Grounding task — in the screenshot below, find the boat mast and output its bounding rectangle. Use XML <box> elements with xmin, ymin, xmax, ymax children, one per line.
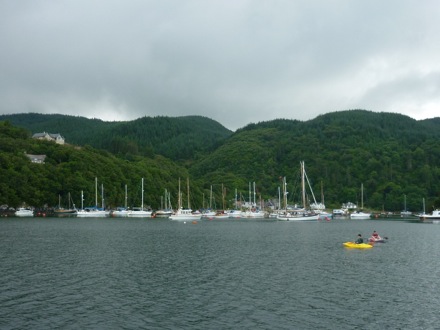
<box><xmin>125</xmin><ymin>184</ymin><xmax>128</xmax><ymax>209</ymax></box>
<box><xmin>95</xmin><ymin>177</ymin><xmax>98</xmax><ymax>208</ymax></box>
<box><xmin>301</xmin><ymin>161</ymin><xmax>306</xmax><ymax>209</ymax></box>
<box><xmin>187</xmin><ymin>177</ymin><xmax>190</xmax><ymax>209</ymax></box>
<box><xmin>101</xmin><ymin>184</ymin><xmax>105</xmax><ymax>209</ymax></box>
<box><xmin>222</xmin><ymin>183</ymin><xmax>225</xmax><ymax>210</ymax></box>
<box><xmin>361</xmin><ymin>183</ymin><xmax>364</xmax><ymax>210</ymax></box>
<box><xmin>141</xmin><ymin>178</ymin><xmax>144</xmax><ymax>210</ymax></box>
<box><xmin>253</xmin><ymin>182</ymin><xmax>256</xmax><ymax>207</ymax></box>
<box><xmin>248</xmin><ymin>182</ymin><xmax>251</xmax><ymax>208</ymax></box>
<box><xmin>81</xmin><ymin>190</ymin><xmax>84</xmax><ymax>210</ymax></box>
<box><xmin>177</xmin><ymin>178</ymin><xmax>181</xmax><ymax>210</ymax></box>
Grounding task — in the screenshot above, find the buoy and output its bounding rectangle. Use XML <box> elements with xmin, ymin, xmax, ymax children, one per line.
<box><xmin>192</xmin><ymin>220</ymin><xmax>198</xmax><ymax>224</ymax></box>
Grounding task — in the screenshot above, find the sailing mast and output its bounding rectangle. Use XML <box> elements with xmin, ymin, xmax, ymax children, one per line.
<box><xmin>361</xmin><ymin>183</ymin><xmax>364</xmax><ymax>210</ymax></box>
<box><xmin>125</xmin><ymin>184</ymin><xmax>128</xmax><ymax>209</ymax></box>
<box><xmin>187</xmin><ymin>177</ymin><xmax>190</xmax><ymax>209</ymax></box>
<box><xmin>141</xmin><ymin>178</ymin><xmax>144</xmax><ymax>210</ymax></box>
<box><xmin>301</xmin><ymin>162</ymin><xmax>306</xmax><ymax>209</ymax></box>
<box><xmin>95</xmin><ymin>177</ymin><xmax>98</xmax><ymax>208</ymax></box>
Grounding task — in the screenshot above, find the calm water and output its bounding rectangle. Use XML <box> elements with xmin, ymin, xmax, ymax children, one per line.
<box><xmin>0</xmin><ymin>217</ymin><xmax>439</xmax><ymax>329</ymax></box>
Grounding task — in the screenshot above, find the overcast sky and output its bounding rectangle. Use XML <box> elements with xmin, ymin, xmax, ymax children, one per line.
<box><xmin>1</xmin><ymin>1</ymin><xmax>439</xmax><ymax>131</ymax></box>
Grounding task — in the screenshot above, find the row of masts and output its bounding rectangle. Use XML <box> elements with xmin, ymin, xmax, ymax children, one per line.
<box><xmin>69</xmin><ymin>162</ymin><xmax>321</xmax><ymax>211</ymax></box>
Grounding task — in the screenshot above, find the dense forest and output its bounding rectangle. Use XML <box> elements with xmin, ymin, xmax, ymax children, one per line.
<box><xmin>1</xmin><ymin>113</ymin><xmax>232</xmax><ymax>161</ymax></box>
<box><xmin>1</xmin><ymin>110</ymin><xmax>440</xmax><ymax>213</ymax></box>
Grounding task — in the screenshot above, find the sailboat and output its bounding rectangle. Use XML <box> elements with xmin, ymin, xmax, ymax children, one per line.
<box><xmin>54</xmin><ymin>192</ymin><xmax>77</xmax><ymax>216</ymax></box>
<box><xmin>128</xmin><ymin>178</ymin><xmax>152</xmax><ymax>217</ymax></box>
<box><xmin>111</xmin><ymin>184</ymin><xmax>129</xmax><ymax>217</ymax></box>
<box><xmin>228</xmin><ymin>188</ymin><xmax>242</xmax><ymax>218</ymax></box>
<box><xmin>202</xmin><ymin>185</ymin><xmax>216</xmax><ymax>218</ymax></box>
<box><xmin>277</xmin><ymin>162</ymin><xmax>319</xmax><ymax>221</ymax></box>
<box><xmin>400</xmin><ymin>194</ymin><xmax>412</xmax><ymax>217</ymax></box>
<box><xmin>240</xmin><ymin>182</ymin><xmax>265</xmax><ymax>218</ymax></box>
<box><xmin>350</xmin><ymin>183</ymin><xmax>371</xmax><ymax>219</ymax></box>
<box><xmin>77</xmin><ymin>178</ymin><xmax>109</xmax><ymax>217</ymax></box>
<box><xmin>169</xmin><ymin>178</ymin><xmax>202</xmax><ymax>221</ymax></box>
<box><xmin>155</xmin><ymin>189</ymin><xmax>173</xmax><ymax>218</ymax></box>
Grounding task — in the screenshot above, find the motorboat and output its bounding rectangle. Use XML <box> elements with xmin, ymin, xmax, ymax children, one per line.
<box><xmin>15</xmin><ymin>207</ymin><xmax>34</xmax><ymax>217</ymax></box>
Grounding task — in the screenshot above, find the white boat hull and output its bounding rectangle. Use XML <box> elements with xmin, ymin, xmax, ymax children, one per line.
<box><xmin>15</xmin><ymin>208</ymin><xmax>34</xmax><ymax>217</ymax></box>
<box><xmin>420</xmin><ymin>210</ymin><xmax>440</xmax><ymax>222</ymax></box>
<box><xmin>350</xmin><ymin>212</ymin><xmax>371</xmax><ymax>219</ymax></box>
<box><xmin>128</xmin><ymin>210</ymin><xmax>152</xmax><ymax>218</ymax></box>
<box><xmin>77</xmin><ymin>210</ymin><xmax>109</xmax><ymax>217</ymax></box>
<box><xmin>277</xmin><ymin>213</ymin><xmax>319</xmax><ymax>221</ymax></box>
<box><xmin>169</xmin><ymin>208</ymin><xmax>202</xmax><ymax>221</ymax></box>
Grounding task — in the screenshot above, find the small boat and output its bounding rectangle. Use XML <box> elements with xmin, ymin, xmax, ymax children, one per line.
<box><xmin>419</xmin><ymin>209</ymin><xmax>440</xmax><ymax>222</ymax></box>
<box><xmin>77</xmin><ymin>179</ymin><xmax>110</xmax><ymax>217</ymax></box>
<box><xmin>169</xmin><ymin>178</ymin><xmax>202</xmax><ymax>221</ymax></box>
<box><xmin>15</xmin><ymin>207</ymin><xmax>34</xmax><ymax>217</ymax></box>
<box><xmin>332</xmin><ymin>209</ymin><xmax>346</xmax><ymax>217</ymax></box>
<box><xmin>128</xmin><ymin>178</ymin><xmax>152</xmax><ymax>218</ymax></box>
<box><xmin>112</xmin><ymin>184</ymin><xmax>129</xmax><ymax>217</ymax></box>
<box><xmin>368</xmin><ymin>236</ymin><xmax>386</xmax><ymax>243</ymax></box>
<box><xmin>154</xmin><ymin>209</ymin><xmax>173</xmax><ymax>218</ymax></box>
<box><xmin>350</xmin><ymin>184</ymin><xmax>371</xmax><ymax>219</ymax></box>
<box><xmin>155</xmin><ymin>189</ymin><xmax>172</xmax><ymax>218</ymax></box>
<box><xmin>54</xmin><ymin>193</ymin><xmax>77</xmax><ymax>216</ymax></box>
<box><xmin>277</xmin><ymin>211</ymin><xmax>319</xmax><ymax>221</ymax></box>
<box><xmin>343</xmin><ymin>242</ymin><xmax>373</xmax><ymax>249</ymax></box>
<box><xmin>350</xmin><ymin>211</ymin><xmax>371</xmax><ymax>219</ymax></box>
<box><xmin>228</xmin><ymin>209</ymin><xmax>242</xmax><ymax>218</ymax></box>
<box><xmin>277</xmin><ymin>163</ymin><xmax>319</xmax><ymax>222</ymax></box>
<box><xmin>111</xmin><ymin>207</ymin><xmax>129</xmax><ymax>217</ymax></box>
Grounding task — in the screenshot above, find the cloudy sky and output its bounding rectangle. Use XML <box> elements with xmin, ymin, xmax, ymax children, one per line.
<box><xmin>1</xmin><ymin>1</ymin><xmax>439</xmax><ymax>130</ymax></box>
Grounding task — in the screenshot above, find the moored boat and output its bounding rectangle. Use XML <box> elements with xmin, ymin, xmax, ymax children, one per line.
<box><xmin>128</xmin><ymin>178</ymin><xmax>152</xmax><ymax>218</ymax></box>
<box><xmin>15</xmin><ymin>207</ymin><xmax>34</xmax><ymax>217</ymax></box>
<box><xmin>419</xmin><ymin>209</ymin><xmax>440</xmax><ymax>223</ymax></box>
<box><xmin>277</xmin><ymin>162</ymin><xmax>319</xmax><ymax>222</ymax></box>
<box><xmin>228</xmin><ymin>209</ymin><xmax>242</xmax><ymax>218</ymax></box>
<box><xmin>111</xmin><ymin>207</ymin><xmax>129</xmax><ymax>217</ymax></box>
<box><xmin>169</xmin><ymin>178</ymin><xmax>202</xmax><ymax>221</ymax></box>
<box><xmin>169</xmin><ymin>208</ymin><xmax>202</xmax><ymax>221</ymax></box>
<box><xmin>350</xmin><ymin>211</ymin><xmax>371</xmax><ymax>219</ymax></box>
<box><xmin>54</xmin><ymin>193</ymin><xmax>77</xmax><ymax>216</ymax></box>
<box><xmin>277</xmin><ymin>211</ymin><xmax>319</xmax><ymax>221</ymax></box>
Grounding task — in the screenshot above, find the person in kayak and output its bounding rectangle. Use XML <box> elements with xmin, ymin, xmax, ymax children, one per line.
<box><xmin>355</xmin><ymin>234</ymin><xmax>364</xmax><ymax>244</ymax></box>
<box><xmin>370</xmin><ymin>231</ymin><xmax>382</xmax><ymax>241</ymax></box>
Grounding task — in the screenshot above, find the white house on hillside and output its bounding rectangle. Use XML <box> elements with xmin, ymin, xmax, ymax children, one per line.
<box><xmin>25</xmin><ymin>154</ymin><xmax>46</xmax><ymax>164</ymax></box>
<box><xmin>32</xmin><ymin>132</ymin><xmax>65</xmax><ymax>144</ymax></box>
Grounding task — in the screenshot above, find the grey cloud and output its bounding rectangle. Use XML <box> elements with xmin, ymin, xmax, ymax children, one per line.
<box><xmin>1</xmin><ymin>1</ymin><xmax>439</xmax><ymax>130</ymax></box>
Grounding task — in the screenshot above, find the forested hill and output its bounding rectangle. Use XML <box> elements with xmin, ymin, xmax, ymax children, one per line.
<box><xmin>0</xmin><ymin>113</ymin><xmax>232</xmax><ymax>161</ymax></box>
<box><xmin>1</xmin><ymin>109</ymin><xmax>440</xmax><ymax>212</ymax></box>
<box><xmin>190</xmin><ymin>110</ymin><xmax>440</xmax><ymax>212</ymax></box>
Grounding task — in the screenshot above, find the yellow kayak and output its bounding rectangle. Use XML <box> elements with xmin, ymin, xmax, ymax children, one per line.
<box><xmin>343</xmin><ymin>242</ymin><xmax>373</xmax><ymax>249</ymax></box>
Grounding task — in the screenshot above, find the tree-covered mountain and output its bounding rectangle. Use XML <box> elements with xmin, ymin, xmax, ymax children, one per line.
<box><xmin>1</xmin><ymin>110</ymin><xmax>440</xmax><ymax>213</ymax></box>
<box><xmin>190</xmin><ymin>110</ymin><xmax>440</xmax><ymax>212</ymax></box>
<box><xmin>0</xmin><ymin>113</ymin><xmax>232</xmax><ymax>161</ymax></box>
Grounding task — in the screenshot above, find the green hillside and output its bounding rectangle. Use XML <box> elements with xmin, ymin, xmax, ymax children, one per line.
<box><xmin>1</xmin><ymin>110</ymin><xmax>440</xmax><ymax>212</ymax></box>
<box><xmin>191</xmin><ymin>110</ymin><xmax>440</xmax><ymax>212</ymax></box>
<box><xmin>0</xmin><ymin>113</ymin><xmax>232</xmax><ymax>161</ymax></box>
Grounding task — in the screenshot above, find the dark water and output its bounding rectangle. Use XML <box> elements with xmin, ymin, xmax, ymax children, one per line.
<box><xmin>0</xmin><ymin>217</ymin><xmax>439</xmax><ymax>329</ymax></box>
